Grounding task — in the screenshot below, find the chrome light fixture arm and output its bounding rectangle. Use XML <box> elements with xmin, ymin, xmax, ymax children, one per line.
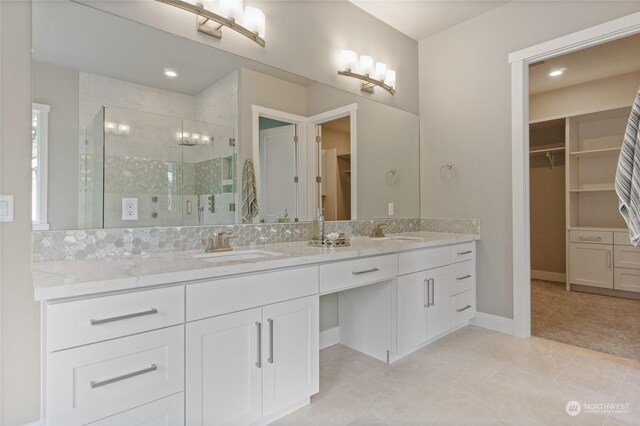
<box><xmin>157</xmin><ymin>0</ymin><xmax>266</xmax><ymax>47</ymax></box>
<box><xmin>337</xmin><ymin>69</ymin><xmax>396</xmax><ymax>96</ymax></box>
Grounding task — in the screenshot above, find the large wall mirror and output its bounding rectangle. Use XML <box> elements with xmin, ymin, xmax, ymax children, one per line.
<box><xmin>31</xmin><ymin>0</ymin><xmax>420</xmax><ymax>230</ymax></box>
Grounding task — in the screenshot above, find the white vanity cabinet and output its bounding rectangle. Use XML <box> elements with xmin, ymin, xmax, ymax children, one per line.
<box><xmin>395</xmin><ymin>242</ymin><xmax>476</xmax><ymax>358</ymax></box>
<box><xmin>185</xmin><ymin>295</ymin><xmax>319</xmax><ymax>426</ymax></box>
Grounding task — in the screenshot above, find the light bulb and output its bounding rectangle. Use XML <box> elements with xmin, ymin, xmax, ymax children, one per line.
<box><xmin>105</xmin><ymin>122</ymin><xmax>117</xmax><ymax>134</ymax></box>
<box><xmin>244</xmin><ymin>7</ymin><xmax>265</xmax><ymax>38</ymax></box>
<box><xmin>117</xmin><ymin>124</ymin><xmax>130</xmax><ymax>135</ymax></box>
<box><xmin>340</xmin><ymin>50</ymin><xmax>358</xmax><ymax>71</ymax></box>
<box><xmin>219</xmin><ymin>0</ymin><xmax>243</xmax><ymax>21</ymax></box>
<box><xmin>191</xmin><ymin>134</ymin><xmax>201</xmax><ymax>143</ymax></box>
<box><xmin>375</xmin><ymin>62</ymin><xmax>387</xmax><ymax>81</ymax></box>
<box><xmin>359</xmin><ymin>55</ymin><xmax>374</xmax><ymax>76</ymax></box>
<box><xmin>385</xmin><ymin>69</ymin><xmax>396</xmax><ymax>89</ymax></box>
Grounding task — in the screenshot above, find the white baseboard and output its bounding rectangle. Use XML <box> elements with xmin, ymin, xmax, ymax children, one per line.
<box><xmin>319</xmin><ymin>326</ymin><xmax>340</xmax><ymax>349</ymax></box>
<box><xmin>470</xmin><ymin>312</ymin><xmax>514</xmax><ymax>335</ymax></box>
<box><xmin>531</xmin><ymin>270</ymin><xmax>566</xmax><ymax>283</ymax></box>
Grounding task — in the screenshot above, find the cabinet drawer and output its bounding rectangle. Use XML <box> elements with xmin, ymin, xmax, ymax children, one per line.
<box><xmin>46</xmin><ymin>326</ymin><xmax>184</xmax><ymax>426</ymax></box>
<box><xmin>47</xmin><ymin>285</ymin><xmax>185</xmax><ymax>352</ymax></box>
<box><xmin>187</xmin><ymin>267</ymin><xmax>318</xmax><ymax>321</ymax></box>
<box><xmin>319</xmin><ymin>254</ymin><xmax>397</xmax><ymax>294</ymax></box>
<box><xmin>449</xmin><ymin>242</ymin><xmax>475</xmax><ymax>264</ymax></box>
<box><xmin>87</xmin><ymin>392</ymin><xmax>184</xmax><ymax>426</ymax></box>
<box><xmin>398</xmin><ymin>246</ymin><xmax>449</xmax><ymax>275</ymax></box>
<box><xmin>615</xmin><ymin>245</ymin><xmax>640</xmax><ymax>269</ymax></box>
<box><xmin>569</xmin><ymin>230</ymin><xmax>613</xmax><ymax>245</ymax></box>
<box><xmin>449</xmin><ymin>261</ymin><xmax>475</xmax><ymax>296</ymax></box>
<box><xmin>614</xmin><ymin>268</ymin><xmax>640</xmax><ymax>293</ymax></box>
<box><xmin>614</xmin><ymin>231</ymin><xmax>632</xmax><ymax>246</ymax></box>
<box><xmin>448</xmin><ymin>290</ymin><xmax>475</xmax><ymax>329</ymax></box>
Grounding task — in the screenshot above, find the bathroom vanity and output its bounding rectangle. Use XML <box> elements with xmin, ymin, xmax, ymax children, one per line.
<box><xmin>34</xmin><ymin>232</ymin><xmax>477</xmax><ymax>425</ymax></box>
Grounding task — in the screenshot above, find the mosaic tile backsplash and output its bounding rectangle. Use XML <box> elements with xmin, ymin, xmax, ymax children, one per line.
<box><xmin>32</xmin><ymin>218</ymin><xmax>479</xmax><ymax>263</ymax></box>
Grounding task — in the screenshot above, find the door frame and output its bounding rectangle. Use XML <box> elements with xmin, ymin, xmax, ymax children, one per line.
<box><xmin>509</xmin><ymin>11</ymin><xmax>640</xmax><ymax>338</ymax></box>
<box><xmin>308</xmin><ymin>103</ymin><xmax>358</xmax><ymax>220</ymax></box>
<box><xmin>251</xmin><ymin>105</ymin><xmax>308</xmax><ymax>222</ymax></box>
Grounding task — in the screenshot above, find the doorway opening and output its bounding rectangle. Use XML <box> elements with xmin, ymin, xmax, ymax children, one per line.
<box><xmin>511</xmin><ymin>11</ymin><xmax>640</xmax><ymax>358</ymax></box>
<box><xmin>319</xmin><ymin>116</ymin><xmax>352</xmax><ymax>221</ymax></box>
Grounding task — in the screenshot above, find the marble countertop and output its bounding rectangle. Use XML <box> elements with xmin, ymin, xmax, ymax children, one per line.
<box><xmin>33</xmin><ymin>231</ymin><xmax>479</xmax><ymax>301</ymax></box>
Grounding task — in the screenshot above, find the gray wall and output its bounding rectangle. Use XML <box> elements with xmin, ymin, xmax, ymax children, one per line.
<box><xmin>1</xmin><ymin>2</ymin><xmax>39</xmax><ymax>425</ymax></box>
<box><xmin>418</xmin><ymin>1</ymin><xmax>640</xmax><ymax>319</ymax></box>
<box><xmin>78</xmin><ymin>0</ymin><xmax>419</xmax><ymax>114</ymax></box>
<box><xmin>32</xmin><ymin>61</ymin><xmax>80</xmax><ymax>229</ymax></box>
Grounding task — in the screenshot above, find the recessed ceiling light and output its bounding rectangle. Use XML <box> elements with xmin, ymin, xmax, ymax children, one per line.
<box><xmin>548</xmin><ymin>69</ymin><xmax>565</xmax><ymax>77</ymax></box>
<box><xmin>164</xmin><ymin>69</ymin><xmax>178</xmax><ymax>78</ymax></box>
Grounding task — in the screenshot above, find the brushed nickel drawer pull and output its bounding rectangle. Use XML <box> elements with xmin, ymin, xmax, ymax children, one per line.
<box><xmin>89</xmin><ymin>364</ymin><xmax>157</xmax><ymax>388</ymax></box>
<box><xmin>267</xmin><ymin>318</ymin><xmax>274</xmax><ymax>364</ymax></box>
<box><xmin>352</xmin><ymin>267</ymin><xmax>379</xmax><ymax>275</ymax></box>
<box><xmin>457</xmin><ymin>250</ymin><xmax>472</xmax><ymax>255</ymax></box>
<box><xmin>423</xmin><ymin>279</ymin><xmax>428</xmax><ymax>307</ymax></box>
<box><xmin>456</xmin><ymin>275</ymin><xmax>472</xmax><ymax>280</ymax></box>
<box><xmin>90</xmin><ymin>308</ymin><xmax>158</xmax><ymax>326</ymax></box>
<box><xmin>579</xmin><ymin>236</ymin><xmax>602</xmax><ymax>242</ymax></box>
<box><xmin>456</xmin><ymin>305</ymin><xmax>472</xmax><ymax>312</ymax></box>
<box><xmin>429</xmin><ymin>278</ymin><xmax>435</xmax><ymax>307</ymax></box>
<box><xmin>255</xmin><ymin>321</ymin><xmax>262</xmax><ymax>368</ymax></box>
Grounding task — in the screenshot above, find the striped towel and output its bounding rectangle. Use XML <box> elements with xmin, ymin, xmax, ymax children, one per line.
<box><xmin>615</xmin><ymin>88</ymin><xmax>640</xmax><ymax>246</ymax></box>
<box><xmin>242</xmin><ymin>159</ymin><xmax>259</xmax><ymax>223</ymax></box>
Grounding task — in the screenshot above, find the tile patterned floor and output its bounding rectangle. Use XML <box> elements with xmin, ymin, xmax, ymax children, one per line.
<box><xmin>532</xmin><ymin>280</ymin><xmax>640</xmax><ymax>361</ymax></box>
<box><xmin>274</xmin><ymin>327</ymin><xmax>640</xmax><ymax>425</ymax></box>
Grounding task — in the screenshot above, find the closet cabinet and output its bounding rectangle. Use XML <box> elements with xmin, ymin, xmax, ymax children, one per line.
<box><xmin>185</xmin><ymin>295</ymin><xmax>319</xmax><ymax>426</ymax></box>
<box><xmin>569</xmin><ymin>241</ymin><xmax>613</xmax><ymax>289</ymax></box>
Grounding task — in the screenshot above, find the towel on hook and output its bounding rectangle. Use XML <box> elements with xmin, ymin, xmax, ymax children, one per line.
<box><xmin>615</xmin><ymin>87</ymin><xmax>640</xmax><ymax>245</ymax></box>
<box><xmin>242</xmin><ymin>159</ymin><xmax>259</xmax><ymax>223</ymax></box>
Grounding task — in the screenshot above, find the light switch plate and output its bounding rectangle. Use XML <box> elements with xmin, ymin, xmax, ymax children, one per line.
<box><xmin>0</xmin><ymin>195</ymin><xmax>15</xmax><ymax>222</ymax></box>
<box><xmin>388</xmin><ymin>202</ymin><xmax>394</xmax><ymax>216</ymax></box>
<box><xmin>122</xmin><ymin>198</ymin><xmax>138</xmax><ymax>221</ymax></box>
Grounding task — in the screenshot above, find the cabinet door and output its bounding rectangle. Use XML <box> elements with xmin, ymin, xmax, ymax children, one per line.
<box><xmin>186</xmin><ymin>308</ymin><xmax>262</xmax><ymax>426</ymax></box>
<box><xmin>262</xmin><ymin>295</ymin><xmax>319</xmax><ymax>418</ymax></box>
<box><xmin>396</xmin><ymin>272</ymin><xmax>428</xmax><ymax>354</ymax></box>
<box><xmin>426</xmin><ymin>266</ymin><xmax>449</xmax><ymax>339</ymax></box>
<box><xmin>570</xmin><ymin>243</ymin><xmax>613</xmax><ymax>289</ymax></box>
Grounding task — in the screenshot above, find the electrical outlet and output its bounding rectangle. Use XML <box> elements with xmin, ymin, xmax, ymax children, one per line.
<box><xmin>122</xmin><ymin>198</ymin><xmax>138</xmax><ymax>220</ymax></box>
<box><xmin>388</xmin><ymin>202</ymin><xmax>394</xmax><ymax>216</ymax></box>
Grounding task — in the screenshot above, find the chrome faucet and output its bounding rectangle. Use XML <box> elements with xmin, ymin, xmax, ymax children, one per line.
<box><xmin>370</xmin><ymin>223</ymin><xmax>389</xmax><ymax>238</ymax></box>
<box><xmin>202</xmin><ymin>230</ymin><xmax>236</xmax><ymax>253</ymax></box>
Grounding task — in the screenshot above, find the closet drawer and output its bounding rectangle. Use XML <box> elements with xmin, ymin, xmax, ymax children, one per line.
<box><xmin>398</xmin><ymin>246</ymin><xmax>449</xmax><ymax>275</ymax></box>
<box><xmin>47</xmin><ymin>285</ymin><xmax>185</xmax><ymax>352</ymax></box>
<box><xmin>614</xmin><ymin>245</ymin><xmax>640</xmax><ymax>270</ymax></box>
<box><xmin>449</xmin><ymin>260</ymin><xmax>475</xmax><ymax>296</ymax></box>
<box><xmin>614</xmin><ymin>231</ymin><xmax>633</xmax><ymax>246</ymax></box>
<box><xmin>187</xmin><ymin>267</ymin><xmax>318</xmax><ymax>321</ymax></box>
<box><xmin>87</xmin><ymin>392</ymin><xmax>184</xmax><ymax>426</ymax></box>
<box><xmin>448</xmin><ymin>290</ymin><xmax>475</xmax><ymax>329</ymax></box>
<box><xmin>319</xmin><ymin>254</ymin><xmax>397</xmax><ymax>294</ymax></box>
<box><xmin>46</xmin><ymin>326</ymin><xmax>184</xmax><ymax>426</ymax></box>
<box><xmin>614</xmin><ymin>268</ymin><xmax>640</xmax><ymax>293</ymax></box>
<box><xmin>569</xmin><ymin>230</ymin><xmax>612</xmax><ymax>245</ymax></box>
<box><xmin>450</xmin><ymin>242</ymin><xmax>475</xmax><ymax>264</ymax></box>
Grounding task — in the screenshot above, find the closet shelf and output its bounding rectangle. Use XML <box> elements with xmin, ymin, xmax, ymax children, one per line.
<box><xmin>570</xmin><ymin>147</ymin><xmax>621</xmax><ymax>158</ymax></box>
<box><xmin>569</xmin><ymin>186</ymin><xmax>616</xmax><ymax>193</ymax></box>
<box><xmin>529</xmin><ymin>147</ymin><xmax>565</xmax><ymax>156</ymax></box>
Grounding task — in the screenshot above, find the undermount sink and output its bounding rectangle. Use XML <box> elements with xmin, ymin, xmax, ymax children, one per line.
<box><xmin>193</xmin><ymin>249</ymin><xmax>282</xmax><ymax>263</ymax></box>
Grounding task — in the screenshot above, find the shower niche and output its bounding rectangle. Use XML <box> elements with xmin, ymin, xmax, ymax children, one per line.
<box><xmin>82</xmin><ymin>106</ymin><xmax>237</xmax><ymax>228</ymax></box>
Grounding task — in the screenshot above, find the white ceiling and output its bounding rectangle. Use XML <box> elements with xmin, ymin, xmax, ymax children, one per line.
<box><xmin>348</xmin><ymin>0</ymin><xmax>508</xmax><ymax>41</ymax></box>
<box><xmin>529</xmin><ymin>32</ymin><xmax>640</xmax><ymax>94</ymax></box>
<box><xmin>32</xmin><ymin>1</ymin><xmax>312</xmax><ymax>96</ymax></box>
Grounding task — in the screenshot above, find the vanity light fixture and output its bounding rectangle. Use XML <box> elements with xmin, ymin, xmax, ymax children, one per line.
<box><xmin>338</xmin><ymin>50</ymin><xmax>396</xmax><ymax>95</ymax></box>
<box><xmin>157</xmin><ymin>0</ymin><xmax>266</xmax><ymax>47</ymax></box>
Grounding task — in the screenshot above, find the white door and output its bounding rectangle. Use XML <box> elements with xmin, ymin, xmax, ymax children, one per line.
<box><xmin>262</xmin><ymin>295</ymin><xmax>319</xmax><ymax>418</ymax></box>
<box><xmin>259</xmin><ymin>125</ymin><xmax>297</xmax><ymax>222</ymax></box>
<box><xmin>396</xmin><ymin>272</ymin><xmax>428</xmax><ymax>355</ymax></box>
<box><xmin>186</xmin><ymin>308</ymin><xmax>262</xmax><ymax>426</ymax></box>
<box><xmin>570</xmin><ymin>243</ymin><xmax>614</xmax><ymax>289</ymax></box>
<box><xmin>426</xmin><ymin>266</ymin><xmax>449</xmax><ymax>339</ymax></box>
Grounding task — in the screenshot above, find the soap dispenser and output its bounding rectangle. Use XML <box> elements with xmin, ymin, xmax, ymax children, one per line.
<box><xmin>317</xmin><ymin>208</ymin><xmax>325</xmax><ymax>241</ymax></box>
